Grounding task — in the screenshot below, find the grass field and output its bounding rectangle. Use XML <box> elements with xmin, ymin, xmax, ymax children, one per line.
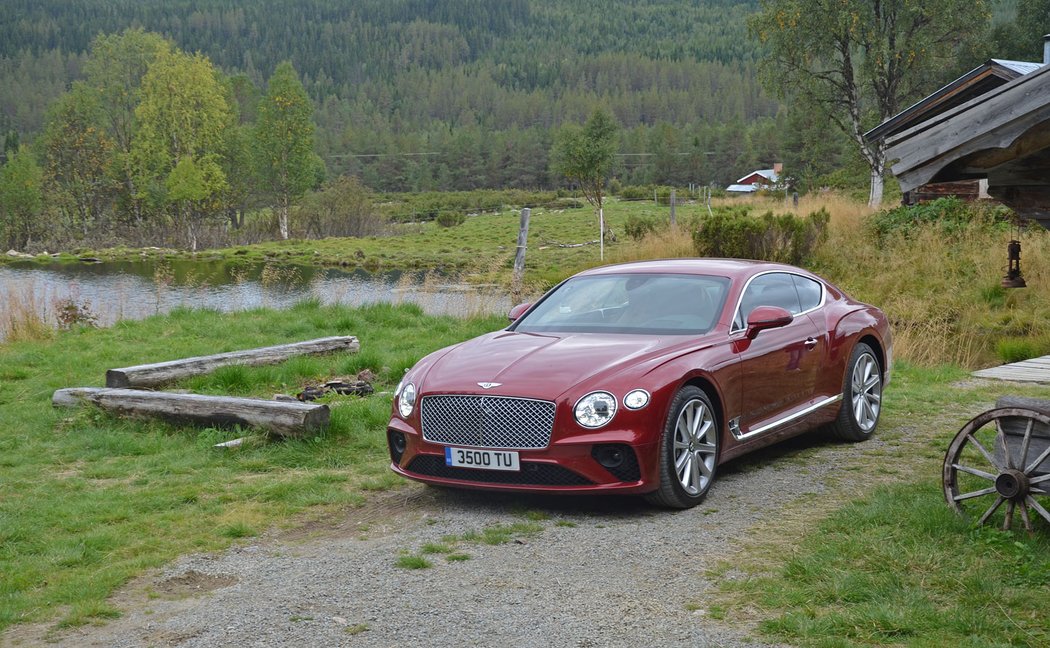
<box><xmin>707</xmin><ymin>364</ymin><xmax>1050</xmax><ymax>647</ymax></box>
<box><xmin>4</xmin><ymin>191</ymin><xmax>1050</xmax><ymax>640</ymax></box>
<box><xmin>0</xmin><ymin>301</ymin><xmax>503</xmax><ymax>630</ymax></box>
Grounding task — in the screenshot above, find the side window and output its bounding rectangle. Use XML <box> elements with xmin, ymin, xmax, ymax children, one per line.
<box><xmin>734</xmin><ymin>273</ymin><xmax>803</xmax><ymax>329</ymax></box>
<box><xmin>792</xmin><ymin>275</ymin><xmax>823</xmax><ymax>312</ymax></box>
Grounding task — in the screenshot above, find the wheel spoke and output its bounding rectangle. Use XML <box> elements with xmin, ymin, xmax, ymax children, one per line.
<box><xmin>1025</xmin><ymin>495</ymin><xmax>1050</xmax><ymax>525</ymax></box>
<box><xmin>674</xmin><ymin>439</ymin><xmax>690</xmax><ymax>451</ymax></box>
<box><xmin>677</xmin><ymin>453</ymin><xmax>691</xmax><ymax>483</ymax></box>
<box><xmin>952</xmin><ymin>463</ymin><xmax>996</xmax><ymax>481</ymax></box>
<box><xmin>1018</xmin><ymin>419</ymin><xmax>1034</xmax><ymax>468</ymax></box>
<box><xmin>690</xmin><ymin>452</ymin><xmax>701</xmax><ymax>491</ymax></box>
<box><xmin>998</xmin><ymin>428</ymin><xmax>1015</xmax><ymax>470</ymax></box>
<box><xmin>1019</xmin><ymin>500</ymin><xmax>1034</xmax><ymax>532</ymax></box>
<box><xmin>1024</xmin><ymin>445</ymin><xmax>1050</xmax><ymax>475</ymax></box>
<box><xmin>697</xmin><ymin>419</ymin><xmax>713</xmax><ymax>442</ymax></box>
<box><xmin>698</xmin><ymin>453</ymin><xmax>712</xmax><ymax>478</ymax></box>
<box><xmin>864</xmin><ymin>376</ymin><xmax>879</xmax><ymax>391</ymax></box>
<box><xmin>695</xmin><ymin>443</ymin><xmax>716</xmax><ymax>454</ymax></box>
<box><xmin>967</xmin><ymin>433</ymin><xmax>1003</xmax><ymax>471</ymax></box>
<box><xmin>1030</xmin><ymin>473</ymin><xmax>1050</xmax><ymax>485</ymax></box>
<box><xmin>954</xmin><ymin>486</ymin><xmax>998</xmax><ymax>502</ymax></box>
<box><xmin>1002</xmin><ymin>500</ymin><xmax>1016</xmax><ymax>531</ymax></box>
<box><xmin>977</xmin><ymin>496</ymin><xmax>1005</xmax><ymax>525</ymax></box>
<box><xmin>674</xmin><ymin>449</ymin><xmax>689</xmax><ymax>472</ymax></box>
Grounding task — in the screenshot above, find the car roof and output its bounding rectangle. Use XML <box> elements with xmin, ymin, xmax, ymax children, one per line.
<box><xmin>574</xmin><ymin>258</ymin><xmax>810</xmax><ymax>280</ymax></box>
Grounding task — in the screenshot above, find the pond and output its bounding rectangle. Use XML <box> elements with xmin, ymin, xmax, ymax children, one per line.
<box><xmin>0</xmin><ymin>259</ymin><xmax>510</xmax><ymax>337</ymax></box>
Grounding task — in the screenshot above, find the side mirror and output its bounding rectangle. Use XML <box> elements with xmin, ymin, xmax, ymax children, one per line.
<box><xmin>745</xmin><ymin>305</ymin><xmax>793</xmax><ymax>339</ymax></box>
<box><xmin>508</xmin><ymin>302</ymin><xmax>532</xmax><ymax>322</ymax></box>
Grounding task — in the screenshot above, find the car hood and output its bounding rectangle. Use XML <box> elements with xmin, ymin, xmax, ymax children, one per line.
<box><xmin>418</xmin><ymin>330</ymin><xmax>704</xmax><ymax>400</ymax></box>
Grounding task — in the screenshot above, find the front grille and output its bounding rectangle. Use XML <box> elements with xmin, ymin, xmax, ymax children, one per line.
<box><xmin>406</xmin><ymin>455</ymin><xmax>593</xmax><ymax>486</ymax></box>
<box><xmin>420</xmin><ymin>395</ymin><xmax>555</xmax><ymax>449</ymax></box>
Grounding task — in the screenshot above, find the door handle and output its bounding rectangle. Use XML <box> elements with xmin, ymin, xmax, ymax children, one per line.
<box><xmin>804</xmin><ymin>337</ymin><xmax>818</xmax><ymax>349</ymax></box>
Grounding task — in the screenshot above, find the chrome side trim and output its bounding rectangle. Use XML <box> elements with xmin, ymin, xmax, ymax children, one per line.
<box><xmin>733</xmin><ymin>394</ymin><xmax>843</xmax><ymax>440</ymax></box>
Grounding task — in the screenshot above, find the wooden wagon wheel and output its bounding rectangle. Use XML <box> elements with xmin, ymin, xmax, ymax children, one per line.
<box><xmin>943</xmin><ymin>407</ymin><xmax>1050</xmax><ymax>532</ymax></box>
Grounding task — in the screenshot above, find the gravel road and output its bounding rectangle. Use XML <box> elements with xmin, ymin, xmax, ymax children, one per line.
<box><xmin>6</xmin><ymin>431</ymin><xmax>884</xmax><ymax>648</ymax></box>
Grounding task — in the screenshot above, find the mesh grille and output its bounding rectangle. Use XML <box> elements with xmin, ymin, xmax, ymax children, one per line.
<box><xmin>420</xmin><ymin>395</ymin><xmax>555</xmax><ymax>449</ymax></box>
<box><xmin>406</xmin><ymin>455</ymin><xmax>592</xmax><ymax>486</ymax></box>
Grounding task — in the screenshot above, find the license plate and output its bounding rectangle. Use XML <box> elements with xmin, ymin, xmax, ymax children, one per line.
<box><xmin>444</xmin><ymin>446</ymin><xmax>520</xmax><ymax>471</ymax></box>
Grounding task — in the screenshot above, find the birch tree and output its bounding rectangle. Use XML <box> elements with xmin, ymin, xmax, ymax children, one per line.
<box><xmin>749</xmin><ymin>0</ymin><xmax>988</xmax><ymax>207</ymax></box>
<box><xmin>551</xmin><ymin>108</ymin><xmax>618</xmax><ymax>259</ymax></box>
<box><xmin>255</xmin><ymin>62</ymin><xmax>321</xmax><ymax>240</ymax></box>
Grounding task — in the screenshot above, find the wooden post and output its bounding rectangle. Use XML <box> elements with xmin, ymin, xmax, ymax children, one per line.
<box><xmin>599</xmin><ymin>206</ymin><xmax>605</xmax><ymax>261</ymax></box>
<box><xmin>53</xmin><ymin>388</ymin><xmax>330</xmax><ymax>437</ymax></box>
<box><xmin>670</xmin><ymin>189</ymin><xmax>677</xmax><ymax>226</ymax></box>
<box><xmin>512</xmin><ymin>207</ymin><xmax>531</xmax><ymax>302</ymax></box>
<box><xmin>106</xmin><ymin>336</ymin><xmax>360</xmax><ymax>388</ymax></box>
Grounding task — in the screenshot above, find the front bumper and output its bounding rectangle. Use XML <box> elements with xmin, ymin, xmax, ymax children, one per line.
<box><xmin>387</xmin><ymin>416</ymin><xmax>659</xmax><ymax>495</ymax></box>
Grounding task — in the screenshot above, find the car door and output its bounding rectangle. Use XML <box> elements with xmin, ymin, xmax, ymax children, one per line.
<box><xmin>731</xmin><ymin>272</ymin><xmax>823</xmax><ymax>438</ymax></box>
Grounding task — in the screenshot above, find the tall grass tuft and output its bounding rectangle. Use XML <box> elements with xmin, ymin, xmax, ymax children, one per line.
<box><xmin>0</xmin><ymin>281</ymin><xmax>53</xmax><ymax>342</ymax></box>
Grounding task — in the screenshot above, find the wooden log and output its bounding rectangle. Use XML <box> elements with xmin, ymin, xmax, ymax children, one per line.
<box><xmin>106</xmin><ymin>336</ymin><xmax>360</xmax><ymax>388</ymax></box>
<box><xmin>53</xmin><ymin>388</ymin><xmax>329</xmax><ymax>437</ymax></box>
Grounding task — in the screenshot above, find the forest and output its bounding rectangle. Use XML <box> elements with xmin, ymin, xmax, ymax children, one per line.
<box><xmin>0</xmin><ymin>0</ymin><xmax>1036</xmax><ymax>250</ymax></box>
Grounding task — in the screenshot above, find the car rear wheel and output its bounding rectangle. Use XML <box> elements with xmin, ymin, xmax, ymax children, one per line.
<box><xmin>828</xmin><ymin>342</ymin><xmax>882</xmax><ymax>442</ymax></box>
<box><xmin>645</xmin><ymin>386</ymin><xmax>719</xmax><ymax>508</ymax></box>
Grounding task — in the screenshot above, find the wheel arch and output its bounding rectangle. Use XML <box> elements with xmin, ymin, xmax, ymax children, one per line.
<box><xmin>857</xmin><ymin>333</ymin><xmax>886</xmax><ymax>378</ymax></box>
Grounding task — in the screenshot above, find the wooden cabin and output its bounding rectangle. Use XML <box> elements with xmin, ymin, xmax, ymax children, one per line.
<box><xmin>866</xmin><ymin>43</ymin><xmax>1050</xmax><ymax>229</ymax></box>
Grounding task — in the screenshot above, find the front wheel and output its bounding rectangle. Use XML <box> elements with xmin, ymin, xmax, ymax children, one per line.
<box><xmin>645</xmin><ymin>386</ymin><xmax>719</xmax><ymax>509</ymax></box>
<box><xmin>828</xmin><ymin>342</ymin><xmax>882</xmax><ymax>442</ymax></box>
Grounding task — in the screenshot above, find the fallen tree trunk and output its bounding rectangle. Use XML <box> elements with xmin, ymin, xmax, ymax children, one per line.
<box><xmin>53</xmin><ymin>388</ymin><xmax>329</xmax><ymax>437</ymax></box>
<box><xmin>106</xmin><ymin>336</ymin><xmax>360</xmax><ymax>388</ymax></box>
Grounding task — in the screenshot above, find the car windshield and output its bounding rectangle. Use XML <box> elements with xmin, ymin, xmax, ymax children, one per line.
<box><xmin>513</xmin><ymin>273</ymin><xmax>730</xmax><ymax>335</ymax></box>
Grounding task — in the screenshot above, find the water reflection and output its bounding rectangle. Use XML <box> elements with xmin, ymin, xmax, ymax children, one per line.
<box><xmin>0</xmin><ymin>260</ymin><xmax>509</xmax><ymax>333</ymax></box>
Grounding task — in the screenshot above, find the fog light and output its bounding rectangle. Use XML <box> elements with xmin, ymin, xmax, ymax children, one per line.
<box><xmin>594</xmin><ymin>445</ymin><xmax>625</xmax><ymax>468</ymax></box>
<box><xmin>388</xmin><ymin>430</ymin><xmax>407</xmax><ymax>464</ymax></box>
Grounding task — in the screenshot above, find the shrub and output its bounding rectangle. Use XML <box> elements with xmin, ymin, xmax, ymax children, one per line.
<box><xmin>693</xmin><ymin>206</ymin><xmax>829</xmax><ymax>264</ymax></box>
<box><xmin>377</xmin><ymin>189</ymin><xmax>559</xmax><ymax>223</ymax></box>
<box><xmin>618</xmin><ymin>185</ymin><xmax>654</xmax><ymax>201</ymax></box>
<box><xmin>435</xmin><ymin>211</ymin><xmax>465</xmax><ymax>228</ymax></box>
<box><xmin>624</xmin><ymin>214</ymin><xmax>660</xmax><ymax>240</ymax></box>
<box><xmin>298</xmin><ymin>176</ymin><xmax>386</xmax><ymax>239</ymax></box>
<box><xmin>996</xmin><ymin>337</ymin><xmax>1050</xmax><ymax>364</ymax></box>
<box><xmin>869</xmin><ymin>197</ymin><xmax>1012</xmax><ymax>243</ymax></box>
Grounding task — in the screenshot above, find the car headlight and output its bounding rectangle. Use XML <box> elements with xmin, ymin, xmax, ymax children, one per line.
<box><xmin>574</xmin><ymin>391</ymin><xmax>617</xmax><ymax>428</ymax></box>
<box><xmin>623</xmin><ymin>389</ymin><xmax>650</xmax><ymax>410</ymax></box>
<box><xmin>398</xmin><ymin>382</ymin><xmax>417</xmax><ymax>418</ymax></box>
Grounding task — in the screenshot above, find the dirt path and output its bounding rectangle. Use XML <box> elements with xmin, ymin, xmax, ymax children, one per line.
<box><xmin>3</xmin><ymin>392</ymin><xmax>995</xmax><ymax>648</ymax></box>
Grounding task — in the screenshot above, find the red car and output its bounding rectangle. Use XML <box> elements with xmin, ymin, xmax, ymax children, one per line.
<box><xmin>386</xmin><ymin>259</ymin><xmax>891</xmax><ymax>508</ymax></box>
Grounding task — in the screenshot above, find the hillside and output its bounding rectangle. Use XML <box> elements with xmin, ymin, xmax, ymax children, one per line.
<box><xmin>0</xmin><ymin>0</ymin><xmax>1020</xmax><ymax>191</ymax></box>
<box><xmin>0</xmin><ymin>0</ymin><xmax>788</xmax><ymax>189</ymax></box>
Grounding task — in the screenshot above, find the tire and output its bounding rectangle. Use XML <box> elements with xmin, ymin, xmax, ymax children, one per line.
<box><xmin>828</xmin><ymin>342</ymin><xmax>882</xmax><ymax>442</ymax></box>
<box><xmin>645</xmin><ymin>386</ymin><xmax>719</xmax><ymax>509</ymax></box>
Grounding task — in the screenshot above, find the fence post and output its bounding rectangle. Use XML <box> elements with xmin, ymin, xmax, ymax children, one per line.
<box><xmin>512</xmin><ymin>207</ymin><xmax>531</xmax><ymax>302</ymax></box>
<box><xmin>670</xmin><ymin>189</ymin><xmax>677</xmax><ymax>226</ymax></box>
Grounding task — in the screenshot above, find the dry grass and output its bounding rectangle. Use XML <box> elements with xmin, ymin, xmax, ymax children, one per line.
<box><xmin>0</xmin><ymin>281</ymin><xmax>54</xmax><ymax>343</ymax></box>
<box><xmin>812</xmin><ymin>214</ymin><xmax>1050</xmax><ymax>368</ymax></box>
<box><xmin>609</xmin><ymin>225</ymin><xmax>695</xmax><ymax>264</ymax></box>
<box><xmin>616</xmin><ymin>192</ymin><xmax>1050</xmax><ymax>368</ymax></box>
<box><xmin>710</xmin><ymin>191</ymin><xmax>877</xmax><ymax>225</ymax></box>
